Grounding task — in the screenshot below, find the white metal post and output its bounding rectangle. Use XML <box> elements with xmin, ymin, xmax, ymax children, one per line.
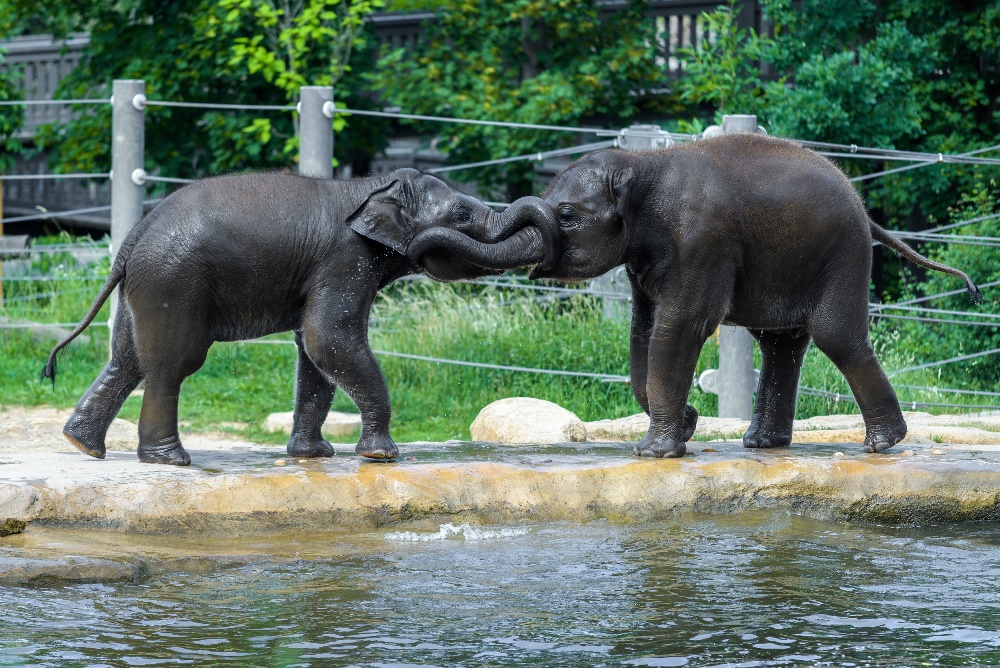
<box><xmin>716</xmin><ymin>114</ymin><xmax>759</xmax><ymax>419</ymax></box>
<box><xmin>299</xmin><ymin>86</ymin><xmax>334</xmax><ymax>178</ymax></box>
<box><xmin>109</xmin><ymin>79</ymin><xmax>145</xmax><ymax>332</ymax></box>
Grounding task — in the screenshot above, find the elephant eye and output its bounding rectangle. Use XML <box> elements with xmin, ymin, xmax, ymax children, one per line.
<box><xmin>558</xmin><ymin>204</ymin><xmax>577</xmax><ymax>218</ymax></box>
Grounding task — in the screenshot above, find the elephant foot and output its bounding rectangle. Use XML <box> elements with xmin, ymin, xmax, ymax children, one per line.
<box><xmin>287</xmin><ymin>435</ymin><xmax>335</xmax><ymax>458</ymax></box>
<box><xmin>743</xmin><ymin>429</ymin><xmax>792</xmax><ymax>449</ymax></box>
<box><xmin>634</xmin><ymin>433</ymin><xmax>686</xmax><ymax>459</ymax></box>
<box><xmin>864</xmin><ymin>421</ymin><xmax>907</xmax><ymax>453</ymax></box>
<box><xmin>63</xmin><ymin>424</ymin><xmax>106</xmax><ymax>460</ymax></box>
<box><xmin>137</xmin><ymin>437</ymin><xmax>191</xmax><ymax>466</ymax></box>
<box><xmin>682</xmin><ymin>405</ymin><xmax>699</xmax><ymax>442</ymax></box>
<box><xmin>356</xmin><ymin>433</ymin><xmax>398</xmax><ymax>461</ymax></box>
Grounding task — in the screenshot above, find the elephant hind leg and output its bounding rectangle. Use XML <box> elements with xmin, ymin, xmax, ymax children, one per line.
<box><xmin>810</xmin><ymin>302</ymin><xmax>905</xmax><ymax>452</ymax></box>
<box><xmin>287</xmin><ymin>330</ymin><xmax>336</xmax><ymax>458</ymax></box>
<box><xmin>133</xmin><ymin>313</ymin><xmax>212</xmax><ymax>466</ymax></box>
<box><xmin>64</xmin><ymin>302</ymin><xmax>144</xmax><ymax>459</ymax></box>
<box><xmin>743</xmin><ymin>329</ymin><xmax>811</xmax><ymax>449</ymax></box>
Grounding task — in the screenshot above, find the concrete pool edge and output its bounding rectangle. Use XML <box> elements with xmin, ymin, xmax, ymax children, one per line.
<box><xmin>3</xmin><ymin>436</ymin><xmax>1000</xmax><ymax>533</ymax></box>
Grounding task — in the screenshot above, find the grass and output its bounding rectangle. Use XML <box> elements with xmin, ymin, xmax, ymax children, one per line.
<box><xmin>2</xmin><ymin>235</ymin><xmax>996</xmax><ymax>446</ymax></box>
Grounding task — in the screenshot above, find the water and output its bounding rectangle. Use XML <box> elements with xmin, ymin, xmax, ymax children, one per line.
<box><xmin>3</xmin><ymin>511</ymin><xmax>1000</xmax><ymax>666</ymax></box>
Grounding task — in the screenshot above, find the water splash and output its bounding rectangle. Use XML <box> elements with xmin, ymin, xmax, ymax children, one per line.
<box><xmin>384</xmin><ymin>522</ymin><xmax>532</xmax><ymax>542</ymax></box>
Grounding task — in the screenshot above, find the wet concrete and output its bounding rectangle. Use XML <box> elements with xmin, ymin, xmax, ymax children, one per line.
<box><xmin>3</xmin><ymin>417</ymin><xmax>1000</xmax><ymax>536</ymax></box>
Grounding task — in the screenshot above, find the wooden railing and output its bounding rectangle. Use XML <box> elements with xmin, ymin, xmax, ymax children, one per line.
<box><xmin>2</xmin><ymin>33</ymin><xmax>90</xmax><ymax>137</ymax></box>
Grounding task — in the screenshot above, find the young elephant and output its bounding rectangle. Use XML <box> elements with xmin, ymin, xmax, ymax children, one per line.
<box><xmin>44</xmin><ymin>169</ymin><xmax>556</xmax><ymax>465</ymax></box>
<box><xmin>406</xmin><ymin>134</ymin><xmax>982</xmax><ymax>458</ymax></box>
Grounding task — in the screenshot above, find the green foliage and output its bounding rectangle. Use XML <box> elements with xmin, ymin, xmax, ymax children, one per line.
<box><xmin>368</xmin><ymin>0</ymin><xmax>664</xmax><ymax>197</ymax></box>
<box><xmin>216</xmin><ymin>0</ymin><xmax>384</xmax><ymax>157</ymax></box>
<box><xmin>0</xmin><ymin>11</ymin><xmax>24</xmax><ymax>170</ymax></box>
<box><xmin>893</xmin><ymin>178</ymin><xmax>1000</xmax><ymax>388</ymax></box>
<box><xmin>763</xmin><ymin>21</ymin><xmax>933</xmax><ymax>147</ymax></box>
<box><xmin>675</xmin><ymin>0</ymin><xmax>769</xmax><ymax>115</ymax></box>
<box><xmin>6</xmin><ymin>0</ymin><xmax>386</xmax><ymax>180</ymax></box>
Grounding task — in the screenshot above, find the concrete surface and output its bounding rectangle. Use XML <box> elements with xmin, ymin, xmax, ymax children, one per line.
<box><xmin>3</xmin><ymin>407</ymin><xmax>1000</xmax><ymax>541</ymax></box>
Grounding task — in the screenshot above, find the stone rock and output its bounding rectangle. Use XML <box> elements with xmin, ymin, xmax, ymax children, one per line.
<box><xmin>581</xmin><ymin>409</ymin><xmax>1000</xmax><ymax>447</ymax></box>
<box><xmin>0</xmin><ymin>413</ymin><xmax>137</xmax><ymax>452</ymax></box>
<box><xmin>584</xmin><ymin>413</ymin><xmax>650</xmax><ymax>441</ymax></box>
<box><xmin>0</xmin><ymin>518</ymin><xmax>26</xmax><ymax>536</ymax></box>
<box><xmin>582</xmin><ymin>413</ymin><xmax>749</xmax><ymax>442</ymax></box>
<box><xmin>262</xmin><ymin>411</ymin><xmax>361</xmax><ymax>438</ymax></box>
<box><xmin>470</xmin><ymin>398</ymin><xmax>586</xmax><ymax>443</ymax></box>
<box><xmin>695</xmin><ymin>417</ymin><xmax>752</xmax><ymax>441</ymax></box>
<box><xmin>0</xmin><ymin>556</ymin><xmax>146</xmax><ymax>583</ymax></box>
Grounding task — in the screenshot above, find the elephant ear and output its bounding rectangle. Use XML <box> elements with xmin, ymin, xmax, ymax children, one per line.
<box><xmin>346</xmin><ymin>179</ymin><xmax>414</xmax><ymax>254</ymax></box>
<box><xmin>609</xmin><ymin>167</ymin><xmax>634</xmax><ymax>212</ymax></box>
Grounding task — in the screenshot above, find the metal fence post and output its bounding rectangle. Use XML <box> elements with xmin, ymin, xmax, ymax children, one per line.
<box><xmin>590</xmin><ymin>124</ymin><xmax>674</xmax><ymax>320</ymax></box>
<box><xmin>109</xmin><ymin>79</ymin><xmax>145</xmax><ymax>332</ymax></box>
<box><xmin>715</xmin><ymin>114</ymin><xmax>760</xmax><ymax>419</ymax></box>
<box><xmin>299</xmin><ymin>86</ymin><xmax>334</xmax><ymax>178</ymax></box>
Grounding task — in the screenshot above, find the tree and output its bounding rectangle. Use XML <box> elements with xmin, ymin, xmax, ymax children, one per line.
<box><xmin>368</xmin><ymin>0</ymin><xmax>664</xmax><ymax>199</ymax></box>
<box><xmin>0</xmin><ymin>10</ymin><xmax>24</xmax><ymax>171</ymax></box>
<box><xmin>677</xmin><ymin>0</ymin><xmax>1000</xmax><ymax>387</ymax></box>
<box><xmin>675</xmin><ymin>0</ymin><xmax>768</xmax><ymax>117</ymax></box>
<box><xmin>214</xmin><ymin>0</ymin><xmax>385</xmax><ymax>158</ymax></box>
<box><xmin>2</xmin><ymin>0</ymin><xmax>387</xmax><ymax>181</ymax></box>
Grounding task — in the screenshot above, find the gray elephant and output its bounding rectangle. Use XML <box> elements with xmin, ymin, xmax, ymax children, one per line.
<box><xmin>44</xmin><ymin>168</ymin><xmax>556</xmax><ymax>466</ymax></box>
<box><xmin>405</xmin><ymin>134</ymin><xmax>982</xmax><ymax>458</ymax></box>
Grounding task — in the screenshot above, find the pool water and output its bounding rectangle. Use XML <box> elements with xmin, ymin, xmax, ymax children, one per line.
<box><xmin>3</xmin><ymin>511</ymin><xmax>1000</xmax><ymax>666</ymax></box>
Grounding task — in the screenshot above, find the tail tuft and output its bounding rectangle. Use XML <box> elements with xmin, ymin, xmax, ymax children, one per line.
<box><xmin>41</xmin><ymin>354</ymin><xmax>57</xmax><ymax>388</ymax></box>
<box><xmin>970</xmin><ymin>283</ymin><xmax>985</xmax><ymax>304</ymax></box>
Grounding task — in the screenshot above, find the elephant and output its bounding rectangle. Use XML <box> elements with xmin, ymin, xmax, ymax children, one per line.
<box><xmin>43</xmin><ymin>168</ymin><xmax>557</xmax><ymax>466</ymax></box>
<box><xmin>404</xmin><ymin>134</ymin><xmax>982</xmax><ymax>458</ymax></box>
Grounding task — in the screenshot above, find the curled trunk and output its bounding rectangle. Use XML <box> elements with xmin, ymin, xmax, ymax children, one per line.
<box><xmin>408</xmin><ymin>196</ymin><xmax>559</xmax><ymax>271</ymax></box>
<box><xmin>408</xmin><ymin>225</ymin><xmax>546</xmax><ymax>270</ymax></box>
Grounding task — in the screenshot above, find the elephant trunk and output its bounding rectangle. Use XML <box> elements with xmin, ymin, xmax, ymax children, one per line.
<box><xmin>408</xmin><ymin>196</ymin><xmax>559</xmax><ymax>271</ymax></box>
<box><xmin>407</xmin><ymin>225</ymin><xmax>546</xmax><ymax>271</ymax></box>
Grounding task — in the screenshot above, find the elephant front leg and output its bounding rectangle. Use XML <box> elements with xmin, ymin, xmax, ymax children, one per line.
<box><xmin>627</xmin><ymin>272</ymin><xmax>698</xmax><ymax>442</ymax></box>
<box><xmin>743</xmin><ymin>330</ymin><xmax>811</xmax><ymax>449</ymax></box>
<box><xmin>636</xmin><ymin>316</ymin><xmax>712</xmax><ymax>458</ymax></box>
<box><xmin>287</xmin><ymin>330</ymin><xmax>336</xmax><ymax>458</ymax></box>
<box><xmin>301</xmin><ymin>315</ymin><xmax>397</xmax><ymax>461</ymax></box>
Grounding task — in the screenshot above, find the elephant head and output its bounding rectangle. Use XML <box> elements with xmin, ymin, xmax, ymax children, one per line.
<box><xmin>526</xmin><ymin>151</ymin><xmax>635</xmax><ymax>281</ymax></box>
<box><xmin>347</xmin><ymin>168</ymin><xmax>559</xmax><ymax>281</ymax></box>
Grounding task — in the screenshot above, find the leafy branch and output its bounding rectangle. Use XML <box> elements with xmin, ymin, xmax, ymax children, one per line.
<box><xmin>675</xmin><ymin>0</ymin><xmax>770</xmax><ymax>115</ymax></box>
<box><xmin>217</xmin><ymin>0</ymin><xmax>383</xmax><ymax>154</ymax></box>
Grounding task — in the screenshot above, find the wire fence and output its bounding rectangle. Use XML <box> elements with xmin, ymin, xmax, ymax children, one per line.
<box><xmin>2</xmin><ymin>95</ymin><xmax>999</xmax><ymax>413</ymax></box>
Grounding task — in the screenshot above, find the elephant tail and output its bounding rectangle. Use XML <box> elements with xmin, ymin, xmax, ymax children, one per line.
<box><xmin>41</xmin><ymin>245</ymin><xmax>129</xmax><ymax>386</ymax></box>
<box><xmin>869</xmin><ymin>221</ymin><xmax>984</xmax><ymax>304</ymax></box>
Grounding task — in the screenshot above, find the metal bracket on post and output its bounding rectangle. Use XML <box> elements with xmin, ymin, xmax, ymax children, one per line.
<box><xmin>299</xmin><ymin>86</ymin><xmax>334</xmax><ymax>179</ymax></box>
<box><xmin>590</xmin><ymin>125</ymin><xmax>674</xmax><ymax>321</ymax></box>
<box><xmin>616</xmin><ymin>124</ymin><xmax>673</xmax><ymax>152</ymax></box>
<box><xmin>109</xmin><ymin>79</ymin><xmax>145</xmax><ymax>333</ymax></box>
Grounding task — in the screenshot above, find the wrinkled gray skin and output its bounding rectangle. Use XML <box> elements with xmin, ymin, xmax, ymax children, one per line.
<box><xmin>410</xmin><ymin>134</ymin><xmax>982</xmax><ymax>458</ymax></box>
<box><xmin>43</xmin><ymin>168</ymin><xmax>554</xmax><ymax>466</ymax></box>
